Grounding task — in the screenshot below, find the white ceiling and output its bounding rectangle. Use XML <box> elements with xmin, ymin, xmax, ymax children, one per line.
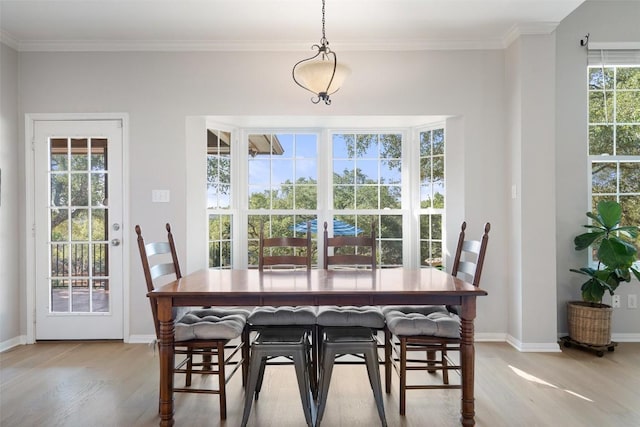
<box><xmin>0</xmin><ymin>0</ymin><xmax>588</xmax><ymax>52</ymax></box>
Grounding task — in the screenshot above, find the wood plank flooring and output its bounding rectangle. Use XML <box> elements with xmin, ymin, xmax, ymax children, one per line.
<box><xmin>1</xmin><ymin>341</ymin><xmax>639</xmax><ymax>427</ymax></box>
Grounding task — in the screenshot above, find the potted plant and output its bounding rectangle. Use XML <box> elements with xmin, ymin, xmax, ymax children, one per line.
<box><xmin>568</xmin><ymin>200</ymin><xmax>640</xmax><ymax>348</ymax></box>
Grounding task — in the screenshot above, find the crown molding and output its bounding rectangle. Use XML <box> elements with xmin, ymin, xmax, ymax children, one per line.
<box><xmin>0</xmin><ymin>30</ymin><xmax>20</xmax><ymax>50</ymax></box>
<box><xmin>5</xmin><ymin>36</ymin><xmax>507</xmax><ymax>53</ymax></box>
<box><xmin>502</xmin><ymin>22</ymin><xmax>559</xmax><ymax>48</ymax></box>
<box><xmin>3</xmin><ymin>23</ymin><xmax>561</xmax><ymax>53</ymax></box>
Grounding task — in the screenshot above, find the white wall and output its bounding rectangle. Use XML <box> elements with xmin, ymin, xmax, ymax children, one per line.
<box><xmin>0</xmin><ymin>42</ymin><xmax>21</xmax><ymax>349</ymax></box>
<box><xmin>556</xmin><ymin>0</ymin><xmax>640</xmax><ymax>339</ymax></box>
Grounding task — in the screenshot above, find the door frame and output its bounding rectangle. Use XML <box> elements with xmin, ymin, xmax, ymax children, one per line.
<box><xmin>25</xmin><ymin>113</ymin><xmax>130</xmax><ymax>343</ymax></box>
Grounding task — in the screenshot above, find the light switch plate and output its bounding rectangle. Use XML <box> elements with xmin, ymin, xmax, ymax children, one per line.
<box><xmin>152</xmin><ymin>189</ymin><xmax>170</xmax><ymax>203</ymax></box>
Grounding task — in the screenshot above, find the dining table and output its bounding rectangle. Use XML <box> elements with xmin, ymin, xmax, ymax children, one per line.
<box><xmin>148</xmin><ymin>267</ymin><xmax>488</xmax><ymax>426</ymax></box>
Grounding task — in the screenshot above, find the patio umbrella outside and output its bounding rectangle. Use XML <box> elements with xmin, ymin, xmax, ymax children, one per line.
<box><xmin>290</xmin><ymin>218</ymin><xmax>363</xmax><ymax>236</ymax></box>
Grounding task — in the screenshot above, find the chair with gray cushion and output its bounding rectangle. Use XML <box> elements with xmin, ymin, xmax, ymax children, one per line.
<box><xmin>315</xmin><ymin>220</ymin><xmax>387</xmax><ymax>425</ymax></box>
<box><xmin>248</xmin><ymin>220</ymin><xmax>318</xmax><ymax>392</ymax></box>
<box><xmin>241</xmin><ymin>328</ymin><xmax>316</xmax><ymax>427</ymax></box>
<box><xmin>136</xmin><ymin>223</ymin><xmax>250</xmax><ymax>420</ymax></box>
<box><xmin>383</xmin><ymin>221</ymin><xmax>490</xmax><ymax>415</ymax></box>
<box><xmin>316</xmin><ymin>327</ymin><xmax>387</xmax><ymax>426</ymax></box>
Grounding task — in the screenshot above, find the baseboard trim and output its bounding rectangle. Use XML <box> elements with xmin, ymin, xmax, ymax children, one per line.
<box><xmin>506</xmin><ymin>334</ymin><xmax>562</xmax><ymax>352</ymax></box>
<box><xmin>0</xmin><ymin>335</ymin><xmax>28</xmax><ymax>352</ymax></box>
<box><xmin>127</xmin><ymin>334</ymin><xmax>156</xmax><ymax>344</ymax></box>
<box><xmin>611</xmin><ymin>333</ymin><xmax>640</xmax><ymax>342</ymax></box>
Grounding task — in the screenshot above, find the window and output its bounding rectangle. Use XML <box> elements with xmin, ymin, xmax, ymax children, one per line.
<box><xmin>207</xmin><ymin>129</ymin><xmax>233</xmax><ymax>268</ymax></box>
<box><xmin>418</xmin><ymin>128</ymin><xmax>445</xmax><ymax>267</ymax></box>
<box><xmin>331</xmin><ymin>133</ymin><xmax>403</xmax><ymax>266</ymax></box>
<box><xmin>206</xmin><ymin>122</ymin><xmax>446</xmax><ymax>269</ymax></box>
<box><xmin>247</xmin><ymin>133</ymin><xmax>318</xmax><ymax>266</ymax></box>
<box><xmin>588</xmin><ymin>56</ymin><xmax>640</xmax><ymax>260</ymax></box>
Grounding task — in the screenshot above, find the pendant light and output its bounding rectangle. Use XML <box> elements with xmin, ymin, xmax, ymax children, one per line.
<box><xmin>292</xmin><ymin>0</ymin><xmax>350</xmax><ymax>105</ymax></box>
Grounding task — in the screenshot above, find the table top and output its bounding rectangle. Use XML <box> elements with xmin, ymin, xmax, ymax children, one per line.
<box><xmin>150</xmin><ymin>268</ymin><xmax>487</xmax><ymax>304</ymax></box>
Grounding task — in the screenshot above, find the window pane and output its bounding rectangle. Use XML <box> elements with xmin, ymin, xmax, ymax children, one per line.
<box><xmin>589</xmin><ymin>125</ymin><xmax>614</xmax><ymax>155</ymax></box>
<box><xmin>617</xmin><ymin>91</ymin><xmax>640</xmax><ymax>123</ymax></box>
<box><xmin>589</xmin><ymin>91</ymin><xmax>614</xmax><ymax>123</ymax></box>
<box><xmin>616</xmin><ymin>67</ymin><xmax>640</xmax><ymax>90</ymax></box>
<box><xmin>617</xmin><ymin>125</ymin><xmax>640</xmax><ymax>155</ymax></box>
<box><xmin>589</xmin><ymin>67</ymin><xmax>614</xmax><ymax>90</ymax></box>
<box><xmin>591</xmin><ymin>162</ymin><xmax>617</xmax><ymax>193</ymax></box>
<box><xmin>620</xmin><ymin>162</ymin><xmax>640</xmax><ymax>193</ymax></box>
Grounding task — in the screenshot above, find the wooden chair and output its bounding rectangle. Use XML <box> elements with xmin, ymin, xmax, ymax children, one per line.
<box><xmin>248</xmin><ymin>221</ymin><xmax>318</xmax><ymax>394</ymax></box>
<box><xmin>323</xmin><ymin>220</ymin><xmax>376</xmax><ymax>269</ymax></box>
<box><xmin>136</xmin><ymin>223</ymin><xmax>250</xmax><ymax>420</ymax></box>
<box><xmin>259</xmin><ymin>221</ymin><xmax>312</xmax><ymax>271</ymax></box>
<box><xmin>383</xmin><ymin>221</ymin><xmax>490</xmax><ymax>415</ymax></box>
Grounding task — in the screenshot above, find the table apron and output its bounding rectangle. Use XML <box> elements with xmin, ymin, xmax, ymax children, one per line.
<box><xmin>164</xmin><ymin>294</ymin><xmax>466</xmax><ymax>307</ymax></box>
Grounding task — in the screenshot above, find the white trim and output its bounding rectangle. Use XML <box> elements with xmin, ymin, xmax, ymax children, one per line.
<box><xmin>589</xmin><ymin>42</ymin><xmax>640</xmax><ymax>51</ymax></box>
<box><xmin>506</xmin><ymin>334</ymin><xmax>562</xmax><ymax>352</ymax></box>
<box><xmin>25</xmin><ymin>113</ymin><xmax>130</xmax><ymax>342</ymax></box>
<box><xmin>127</xmin><ymin>334</ymin><xmax>157</xmax><ymax>344</ymax></box>
<box><xmin>611</xmin><ymin>333</ymin><xmax>640</xmax><ymax>342</ymax></box>
<box><xmin>0</xmin><ymin>30</ymin><xmax>19</xmax><ymax>50</ymax></box>
<box><xmin>10</xmin><ymin>39</ymin><xmax>508</xmax><ymax>53</ymax></box>
<box><xmin>502</xmin><ymin>22</ymin><xmax>559</xmax><ymax>48</ymax></box>
<box><xmin>0</xmin><ymin>335</ymin><xmax>28</xmax><ymax>353</ymax></box>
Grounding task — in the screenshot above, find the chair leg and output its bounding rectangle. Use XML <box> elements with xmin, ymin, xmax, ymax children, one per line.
<box><xmin>399</xmin><ymin>338</ymin><xmax>407</xmax><ymax>416</ymax></box>
<box><xmin>363</xmin><ymin>347</ymin><xmax>387</xmax><ymax>427</ymax></box>
<box><xmin>217</xmin><ymin>341</ymin><xmax>227</xmax><ymax>420</ymax></box>
<box><xmin>185</xmin><ymin>349</ymin><xmax>193</xmax><ymax>387</ymax></box>
<box><xmin>316</xmin><ymin>346</ymin><xmax>336</xmax><ymax>426</ymax></box>
<box><xmin>242</xmin><ymin>327</ymin><xmax>250</xmax><ymax>387</ymax></box>
<box><xmin>241</xmin><ymin>348</ymin><xmax>265</xmax><ymax>427</ymax></box>
<box><xmin>292</xmin><ymin>350</ymin><xmax>315</xmax><ymax>427</ymax></box>
<box><xmin>384</xmin><ymin>328</ymin><xmax>392</xmax><ymax>394</ymax></box>
<box><xmin>254</xmin><ymin>356</ymin><xmax>268</xmax><ymax>400</ymax></box>
<box><xmin>427</xmin><ymin>349</ymin><xmax>436</xmax><ymax>373</ymax></box>
<box><xmin>441</xmin><ymin>346</ymin><xmax>449</xmax><ymax>384</ymax></box>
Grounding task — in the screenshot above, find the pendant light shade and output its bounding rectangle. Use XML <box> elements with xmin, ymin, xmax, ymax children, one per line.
<box><xmin>292</xmin><ymin>0</ymin><xmax>349</xmax><ymax>105</ymax></box>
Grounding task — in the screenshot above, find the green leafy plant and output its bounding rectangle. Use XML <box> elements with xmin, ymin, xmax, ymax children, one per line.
<box><xmin>571</xmin><ymin>200</ymin><xmax>640</xmax><ymax>303</ymax></box>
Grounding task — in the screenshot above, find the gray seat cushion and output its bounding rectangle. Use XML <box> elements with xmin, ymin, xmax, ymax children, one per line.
<box><xmin>384</xmin><ymin>308</ymin><xmax>461</xmax><ymax>338</ymax></box>
<box><xmin>316</xmin><ymin>306</ymin><xmax>385</xmax><ymax>328</ymax></box>
<box><xmin>381</xmin><ymin>305</ymin><xmax>449</xmax><ymax>316</ymax></box>
<box><xmin>249</xmin><ymin>306</ymin><xmax>317</xmax><ymax>326</ymax></box>
<box><xmin>174</xmin><ymin>308</ymin><xmax>248</xmax><ymax>341</ymax></box>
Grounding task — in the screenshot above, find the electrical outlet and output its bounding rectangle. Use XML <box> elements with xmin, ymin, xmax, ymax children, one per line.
<box><xmin>612</xmin><ymin>295</ymin><xmax>621</xmax><ymax>308</ymax></box>
<box><xmin>628</xmin><ymin>294</ymin><xmax>638</xmax><ymax>309</ymax></box>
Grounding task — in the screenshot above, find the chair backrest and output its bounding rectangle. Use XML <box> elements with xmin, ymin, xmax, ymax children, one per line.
<box><xmin>135</xmin><ymin>223</ymin><xmax>182</xmax><ymax>337</ymax></box>
<box><xmin>259</xmin><ymin>221</ymin><xmax>312</xmax><ymax>271</ymax></box>
<box><xmin>323</xmin><ymin>220</ymin><xmax>376</xmax><ymax>269</ymax></box>
<box><xmin>451</xmin><ymin>221</ymin><xmax>490</xmax><ymax>287</ymax></box>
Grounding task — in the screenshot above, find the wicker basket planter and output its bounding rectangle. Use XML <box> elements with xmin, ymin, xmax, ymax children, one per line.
<box><xmin>567</xmin><ymin>301</ymin><xmax>612</xmax><ymax>346</ymax></box>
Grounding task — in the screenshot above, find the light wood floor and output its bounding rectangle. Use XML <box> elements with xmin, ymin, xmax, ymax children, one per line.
<box><xmin>1</xmin><ymin>341</ymin><xmax>639</xmax><ymax>427</ymax></box>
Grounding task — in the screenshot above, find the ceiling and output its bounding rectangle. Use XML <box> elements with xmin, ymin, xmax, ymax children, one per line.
<box><xmin>0</xmin><ymin>0</ymin><xmax>588</xmax><ymax>52</ymax></box>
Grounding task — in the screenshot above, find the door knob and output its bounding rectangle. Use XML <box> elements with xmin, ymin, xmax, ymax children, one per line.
<box><xmin>111</xmin><ymin>238</ymin><xmax>121</xmax><ymax>246</ymax></box>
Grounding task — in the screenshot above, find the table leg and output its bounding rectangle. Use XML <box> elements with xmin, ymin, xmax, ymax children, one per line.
<box><xmin>157</xmin><ymin>296</ymin><xmax>175</xmax><ymax>427</ymax></box>
<box><xmin>460</xmin><ymin>296</ymin><xmax>477</xmax><ymax>426</ymax></box>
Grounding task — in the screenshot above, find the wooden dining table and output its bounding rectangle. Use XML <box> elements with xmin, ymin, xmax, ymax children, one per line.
<box><xmin>148</xmin><ymin>267</ymin><xmax>488</xmax><ymax>426</ymax></box>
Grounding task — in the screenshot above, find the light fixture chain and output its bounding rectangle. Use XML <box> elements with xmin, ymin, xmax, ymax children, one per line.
<box><xmin>321</xmin><ymin>0</ymin><xmax>326</xmax><ymax>41</ymax></box>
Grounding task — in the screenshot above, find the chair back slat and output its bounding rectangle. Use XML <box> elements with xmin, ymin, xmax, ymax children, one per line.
<box><xmin>259</xmin><ymin>221</ymin><xmax>312</xmax><ymax>270</ymax></box>
<box><xmin>323</xmin><ymin>221</ymin><xmax>376</xmax><ymax>269</ymax></box>
<box><xmin>136</xmin><ymin>223</ymin><xmax>182</xmax><ymax>338</ymax></box>
<box><xmin>145</xmin><ymin>241</ymin><xmax>171</xmax><ymax>257</ymax></box>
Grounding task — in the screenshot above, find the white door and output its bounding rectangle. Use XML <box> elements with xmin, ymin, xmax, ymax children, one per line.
<box><xmin>34</xmin><ymin>120</ymin><xmax>124</xmax><ymax>340</ymax></box>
